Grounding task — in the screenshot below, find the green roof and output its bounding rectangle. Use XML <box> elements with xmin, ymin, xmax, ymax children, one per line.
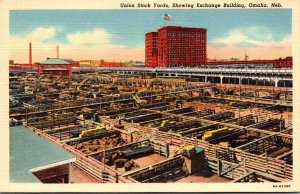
<box><xmin>10</xmin><ymin>125</ymin><xmax>75</xmax><ymax>183</ymax></box>
<box><xmin>40</xmin><ymin>58</ymin><xmax>70</xmax><ymax>65</ymax></box>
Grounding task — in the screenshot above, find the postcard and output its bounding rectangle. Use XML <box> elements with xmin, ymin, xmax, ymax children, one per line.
<box><xmin>0</xmin><ymin>0</ymin><xmax>299</xmax><ymax>192</ymax></box>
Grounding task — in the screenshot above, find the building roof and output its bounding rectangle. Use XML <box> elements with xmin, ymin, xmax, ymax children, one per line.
<box><xmin>158</xmin><ymin>26</ymin><xmax>207</xmax><ymax>32</ymax></box>
<box><xmin>40</xmin><ymin>58</ymin><xmax>70</xmax><ymax>65</ymax></box>
<box><xmin>10</xmin><ymin>125</ymin><xmax>75</xmax><ymax>183</ymax></box>
<box><xmin>145</xmin><ymin>32</ymin><xmax>158</xmax><ymax>36</ymax></box>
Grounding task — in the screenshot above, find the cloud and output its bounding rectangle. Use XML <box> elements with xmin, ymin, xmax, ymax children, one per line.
<box><xmin>9</xmin><ymin>27</ymin><xmax>145</xmax><ymax>63</ymax></box>
<box><xmin>10</xmin><ymin>27</ymin><xmax>58</xmax><ymax>44</ymax></box>
<box><xmin>207</xmin><ymin>43</ymin><xmax>292</xmax><ymax>60</ymax></box>
<box><xmin>208</xmin><ymin>26</ymin><xmax>292</xmax><ymax>59</ymax></box>
<box><xmin>67</xmin><ymin>29</ymin><xmax>112</xmax><ymax>47</ymax></box>
<box><xmin>60</xmin><ymin>45</ymin><xmax>144</xmax><ymax>62</ymax></box>
<box><xmin>63</xmin><ymin>28</ymin><xmax>144</xmax><ymax>61</ymax></box>
<box><xmin>10</xmin><ymin>26</ymin><xmax>291</xmax><ymax>63</ymax></box>
<box><xmin>9</xmin><ymin>27</ymin><xmax>61</xmax><ymax>63</ymax></box>
<box><xmin>211</xmin><ymin>26</ymin><xmax>291</xmax><ymax>48</ymax></box>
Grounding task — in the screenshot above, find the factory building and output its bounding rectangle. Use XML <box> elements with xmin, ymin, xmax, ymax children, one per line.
<box><xmin>145</xmin><ymin>26</ymin><xmax>207</xmax><ymax>67</ymax></box>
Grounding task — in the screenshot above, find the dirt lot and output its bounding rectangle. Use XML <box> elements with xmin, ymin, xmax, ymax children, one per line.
<box><xmin>174</xmin><ymin>168</ymin><xmax>231</xmax><ymax>183</ymax></box>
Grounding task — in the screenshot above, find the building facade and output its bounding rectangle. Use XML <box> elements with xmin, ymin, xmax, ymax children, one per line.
<box><xmin>79</xmin><ymin>60</ymin><xmax>100</xmax><ymax>67</ymax></box>
<box><xmin>145</xmin><ymin>32</ymin><xmax>158</xmax><ymax>68</ymax></box>
<box><xmin>100</xmin><ymin>60</ymin><xmax>125</xmax><ymax>67</ymax></box>
<box><xmin>206</xmin><ymin>57</ymin><xmax>293</xmax><ymax>69</ymax></box>
<box><xmin>145</xmin><ymin>26</ymin><xmax>207</xmax><ymax>68</ymax></box>
<box><xmin>38</xmin><ymin>58</ymin><xmax>72</xmax><ymax>76</ymax></box>
<box><xmin>273</xmin><ymin>57</ymin><xmax>293</xmax><ymax>68</ymax></box>
<box><xmin>63</xmin><ymin>59</ymin><xmax>80</xmax><ymax>67</ymax></box>
<box><xmin>9</xmin><ymin>63</ymin><xmax>38</xmax><ymax>71</ymax></box>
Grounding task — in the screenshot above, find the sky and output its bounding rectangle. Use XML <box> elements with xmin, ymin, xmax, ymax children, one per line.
<box><xmin>9</xmin><ymin>9</ymin><xmax>292</xmax><ymax>63</ymax></box>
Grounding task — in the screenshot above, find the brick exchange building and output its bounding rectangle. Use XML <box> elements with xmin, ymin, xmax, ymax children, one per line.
<box><xmin>145</xmin><ymin>26</ymin><xmax>207</xmax><ymax>68</ymax></box>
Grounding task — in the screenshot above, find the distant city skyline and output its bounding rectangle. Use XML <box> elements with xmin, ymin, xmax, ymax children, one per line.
<box><xmin>10</xmin><ymin>9</ymin><xmax>292</xmax><ymax>63</ymax></box>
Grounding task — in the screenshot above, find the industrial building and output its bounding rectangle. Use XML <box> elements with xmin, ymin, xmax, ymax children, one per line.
<box><xmin>273</xmin><ymin>57</ymin><xmax>293</xmax><ymax>68</ymax></box>
<box><xmin>145</xmin><ymin>26</ymin><xmax>207</xmax><ymax>67</ymax></box>
<box><xmin>9</xmin><ymin>43</ymin><xmax>129</xmax><ymax>75</ymax></box>
<box><xmin>9</xmin><ymin>40</ymin><xmax>292</xmax><ymax>76</ymax></box>
<box><xmin>100</xmin><ymin>60</ymin><xmax>125</xmax><ymax>67</ymax></box>
<box><xmin>206</xmin><ymin>57</ymin><xmax>293</xmax><ymax>69</ymax></box>
<box><xmin>144</xmin><ymin>26</ymin><xmax>292</xmax><ymax>69</ymax></box>
<box><xmin>38</xmin><ymin>58</ymin><xmax>73</xmax><ymax>76</ymax></box>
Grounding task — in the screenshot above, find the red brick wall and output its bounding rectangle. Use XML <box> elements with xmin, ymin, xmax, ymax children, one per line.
<box><xmin>145</xmin><ymin>26</ymin><xmax>207</xmax><ymax>68</ymax></box>
<box><xmin>273</xmin><ymin>58</ymin><xmax>293</xmax><ymax>68</ymax></box>
<box><xmin>145</xmin><ymin>32</ymin><xmax>158</xmax><ymax>68</ymax></box>
<box><xmin>38</xmin><ymin>64</ymin><xmax>72</xmax><ymax>76</ymax></box>
<box><xmin>9</xmin><ymin>63</ymin><xmax>38</xmax><ymax>71</ymax></box>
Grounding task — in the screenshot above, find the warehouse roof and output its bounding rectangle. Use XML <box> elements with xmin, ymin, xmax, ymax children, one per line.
<box><xmin>10</xmin><ymin>125</ymin><xmax>75</xmax><ymax>183</ymax></box>
<box><xmin>40</xmin><ymin>58</ymin><xmax>70</xmax><ymax>65</ymax></box>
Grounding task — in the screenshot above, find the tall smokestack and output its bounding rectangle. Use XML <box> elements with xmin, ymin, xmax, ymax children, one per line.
<box><xmin>56</xmin><ymin>45</ymin><xmax>59</xmax><ymax>58</ymax></box>
<box><xmin>29</xmin><ymin>42</ymin><xmax>32</xmax><ymax>65</ymax></box>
